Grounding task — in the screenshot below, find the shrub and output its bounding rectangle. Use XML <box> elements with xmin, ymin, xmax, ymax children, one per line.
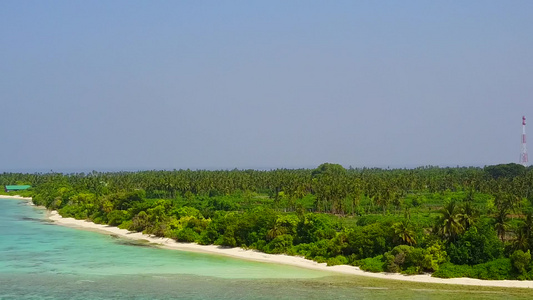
<box><xmin>383</xmin><ymin>253</ymin><xmax>399</xmax><ymax>273</ymax></box>
<box><xmin>383</xmin><ymin>245</ymin><xmax>434</xmax><ymax>274</ymax></box>
<box><xmin>524</xmin><ymin>266</ymin><xmax>533</xmax><ymax>280</ymax></box>
<box><xmin>92</xmin><ymin>217</ymin><xmax>104</xmax><ymax>224</ymax></box>
<box><xmin>326</xmin><ymin>255</ymin><xmax>348</xmax><ymax>266</ymax></box>
<box><xmin>447</xmin><ymin>224</ymin><xmax>503</xmax><ymax>265</ymax></box>
<box><xmin>510</xmin><ymin>250</ymin><xmax>531</xmax><ymax>275</ymax></box>
<box><xmin>250</xmin><ymin>239</ymin><xmax>267</xmax><ymax>252</ymax></box>
<box><xmin>424</xmin><ymin>241</ymin><xmax>447</xmax><ymax>271</ymax></box>
<box><xmin>172</xmin><ymin>206</ymin><xmax>202</xmax><ymax>218</ymax></box>
<box><xmin>198</xmin><ymin>228</ymin><xmax>219</xmax><ymax>245</ymax></box>
<box><xmin>357</xmin><ymin>255</ymin><xmax>385</xmax><ymax>273</ymax></box>
<box><xmin>434</xmin><ymin>259</ymin><xmax>514</xmax><ymax>280</ymax></box>
<box><xmin>58</xmin><ymin>205</ymin><xmax>87</xmax><ymax>220</ymax></box>
<box><xmin>344</xmin><ymin>223</ymin><xmax>393</xmax><ymax>259</ymax></box>
<box><xmin>292</xmin><ymin>242</ymin><xmax>314</xmax><ymax>258</ymax></box>
<box><xmin>432</xmin><ymin>262</ymin><xmax>473</xmax><ymax>278</ymax></box>
<box><xmin>471</xmin><ymin>258</ymin><xmax>512</xmax><ymax>280</ymax></box>
<box><xmin>175</xmin><ymin>228</ymin><xmax>199</xmax><ymax>243</ymax></box>
<box><xmin>107</xmin><ymin>210</ymin><xmax>129</xmax><ymax>226</ymax></box>
<box><xmin>266</xmin><ymin>234</ymin><xmax>294</xmax><ymax>254</ymax></box>
<box><xmin>403</xmin><ymin>266</ymin><xmax>421</xmax><ymax>275</ymax></box>
<box><xmin>313</xmin><ymin>256</ymin><xmax>327</xmax><ymax>264</ymax></box>
<box><xmin>221</xmin><ymin>235</ymin><xmax>237</xmax><ymax>247</ymax></box>
<box><xmin>305</xmin><ymin>239</ymin><xmax>330</xmax><ymax>258</ymax></box>
<box><xmin>129</xmin><ymin>211</ymin><xmax>150</xmax><ymax>232</ymax></box>
<box><xmin>118</xmin><ymin>220</ymin><xmax>132</xmax><ymax>230</ymax></box>
<box><xmin>404</xmin><ymin>248</ymin><xmax>426</xmax><ymax>273</ymax></box>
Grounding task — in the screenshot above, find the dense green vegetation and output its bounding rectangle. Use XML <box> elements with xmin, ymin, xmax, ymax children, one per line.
<box><xmin>3</xmin><ymin>162</ymin><xmax>533</xmax><ymax>280</ymax></box>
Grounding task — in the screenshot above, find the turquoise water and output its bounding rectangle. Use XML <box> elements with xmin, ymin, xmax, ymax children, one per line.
<box><xmin>0</xmin><ymin>199</ymin><xmax>325</xmax><ymax>279</ymax></box>
<box><xmin>1</xmin><ymin>198</ymin><xmax>531</xmax><ymax>299</ymax></box>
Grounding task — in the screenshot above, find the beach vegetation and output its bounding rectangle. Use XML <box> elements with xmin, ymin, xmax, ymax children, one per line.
<box><xmin>4</xmin><ymin>163</ymin><xmax>533</xmax><ymax>280</ymax></box>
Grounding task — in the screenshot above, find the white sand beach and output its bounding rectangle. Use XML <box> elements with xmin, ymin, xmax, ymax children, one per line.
<box><xmin>3</xmin><ymin>195</ymin><xmax>532</xmax><ymax>288</ymax></box>
<box><xmin>1</xmin><ymin>195</ymin><xmax>33</xmax><ymax>200</ymax></box>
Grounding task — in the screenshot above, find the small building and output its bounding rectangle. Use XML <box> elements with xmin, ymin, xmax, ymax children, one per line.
<box><xmin>4</xmin><ymin>185</ymin><xmax>31</xmax><ymax>192</ymax></box>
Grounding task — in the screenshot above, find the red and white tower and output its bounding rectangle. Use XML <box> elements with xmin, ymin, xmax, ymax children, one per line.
<box><xmin>520</xmin><ymin>116</ymin><xmax>528</xmax><ymax>166</ymax></box>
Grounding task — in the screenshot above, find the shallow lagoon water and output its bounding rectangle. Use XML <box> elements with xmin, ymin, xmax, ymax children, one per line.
<box><xmin>0</xmin><ymin>199</ymin><xmax>327</xmax><ymax>279</ymax></box>
<box><xmin>1</xmin><ymin>198</ymin><xmax>532</xmax><ymax>299</ymax></box>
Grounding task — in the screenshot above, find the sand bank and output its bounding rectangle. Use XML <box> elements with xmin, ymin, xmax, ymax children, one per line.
<box><xmin>0</xmin><ymin>195</ymin><xmax>33</xmax><ymax>200</ymax></box>
<box><xmin>45</xmin><ymin>210</ymin><xmax>533</xmax><ymax>288</ymax></box>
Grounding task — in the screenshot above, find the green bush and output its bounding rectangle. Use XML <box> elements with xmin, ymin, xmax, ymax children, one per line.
<box><xmin>92</xmin><ymin>217</ymin><xmax>104</xmax><ymax>224</ymax></box>
<box><xmin>432</xmin><ymin>262</ymin><xmax>473</xmax><ymax>278</ymax></box>
<box><xmin>313</xmin><ymin>256</ymin><xmax>327</xmax><ymax>264</ymax></box>
<box><xmin>343</xmin><ymin>223</ymin><xmax>393</xmax><ymax>259</ymax></box>
<box><xmin>447</xmin><ymin>224</ymin><xmax>503</xmax><ymax>265</ymax></box>
<box><xmin>118</xmin><ymin>220</ymin><xmax>132</xmax><ymax>230</ymax></box>
<box><xmin>403</xmin><ymin>266</ymin><xmax>421</xmax><ymax>275</ymax></box>
<box><xmin>198</xmin><ymin>228</ymin><xmax>219</xmax><ymax>245</ymax></box>
<box><xmin>383</xmin><ymin>253</ymin><xmax>399</xmax><ymax>273</ymax></box>
<box><xmin>524</xmin><ymin>266</ymin><xmax>533</xmax><ymax>280</ymax></box>
<box><xmin>172</xmin><ymin>206</ymin><xmax>202</xmax><ymax>218</ymax></box>
<box><xmin>510</xmin><ymin>250</ymin><xmax>531</xmax><ymax>275</ymax></box>
<box><xmin>424</xmin><ymin>241</ymin><xmax>447</xmax><ymax>271</ymax></box>
<box><xmin>471</xmin><ymin>258</ymin><xmax>512</xmax><ymax>280</ymax></box>
<box><xmin>129</xmin><ymin>211</ymin><xmax>150</xmax><ymax>232</ymax></box>
<box><xmin>326</xmin><ymin>255</ymin><xmax>348</xmax><ymax>266</ymax></box>
<box><xmin>404</xmin><ymin>248</ymin><xmax>426</xmax><ymax>273</ymax></box>
<box><xmin>175</xmin><ymin>228</ymin><xmax>199</xmax><ymax>243</ymax></box>
<box><xmin>58</xmin><ymin>205</ymin><xmax>87</xmax><ymax>220</ymax></box>
<box><xmin>107</xmin><ymin>210</ymin><xmax>129</xmax><ymax>226</ymax></box>
<box><xmin>304</xmin><ymin>240</ymin><xmax>330</xmax><ymax>258</ymax></box>
<box><xmin>383</xmin><ymin>245</ymin><xmax>437</xmax><ymax>274</ymax></box>
<box><xmin>357</xmin><ymin>255</ymin><xmax>385</xmax><ymax>273</ymax></box>
<box><xmin>434</xmin><ymin>259</ymin><xmax>514</xmax><ymax>280</ymax></box>
<box><xmin>266</xmin><ymin>234</ymin><xmax>294</xmax><ymax>254</ymax></box>
<box><xmin>250</xmin><ymin>239</ymin><xmax>267</xmax><ymax>252</ymax></box>
<box><xmin>292</xmin><ymin>242</ymin><xmax>314</xmax><ymax>258</ymax></box>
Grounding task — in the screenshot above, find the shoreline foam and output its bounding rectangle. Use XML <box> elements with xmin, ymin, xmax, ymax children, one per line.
<box><xmin>3</xmin><ymin>195</ymin><xmax>533</xmax><ymax>288</ymax></box>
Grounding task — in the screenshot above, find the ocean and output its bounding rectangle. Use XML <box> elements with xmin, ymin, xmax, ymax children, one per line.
<box><xmin>0</xmin><ymin>197</ymin><xmax>530</xmax><ymax>299</ymax></box>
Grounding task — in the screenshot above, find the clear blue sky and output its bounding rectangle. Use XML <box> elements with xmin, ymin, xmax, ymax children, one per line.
<box><xmin>1</xmin><ymin>1</ymin><xmax>532</xmax><ymax>172</ymax></box>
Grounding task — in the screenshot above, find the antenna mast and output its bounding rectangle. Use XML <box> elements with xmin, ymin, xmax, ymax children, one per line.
<box><xmin>520</xmin><ymin>116</ymin><xmax>529</xmax><ymax>166</ymax></box>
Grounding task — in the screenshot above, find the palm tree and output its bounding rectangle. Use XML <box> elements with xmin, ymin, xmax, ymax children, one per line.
<box><xmin>494</xmin><ymin>209</ymin><xmax>509</xmax><ymax>242</ymax></box>
<box><xmin>512</xmin><ymin>211</ymin><xmax>533</xmax><ymax>251</ymax></box>
<box><xmin>511</xmin><ymin>224</ymin><xmax>529</xmax><ymax>251</ymax></box>
<box><xmin>267</xmin><ymin>224</ymin><xmax>286</xmax><ymax>241</ymax></box>
<box><xmin>458</xmin><ymin>202</ymin><xmax>479</xmax><ymax>231</ymax></box>
<box><xmin>436</xmin><ymin>200</ymin><xmax>464</xmax><ymax>242</ymax></box>
<box><xmin>392</xmin><ymin>220</ymin><xmax>417</xmax><ymax>245</ymax></box>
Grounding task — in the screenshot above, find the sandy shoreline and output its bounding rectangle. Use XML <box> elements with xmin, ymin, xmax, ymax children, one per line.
<box><xmin>46</xmin><ymin>212</ymin><xmax>533</xmax><ymax>288</ymax></box>
<box><xmin>1</xmin><ymin>195</ymin><xmax>33</xmax><ymax>200</ymax></box>
<box><xmin>3</xmin><ymin>195</ymin><xmax>533</xmax><ymax>288</ymax></box>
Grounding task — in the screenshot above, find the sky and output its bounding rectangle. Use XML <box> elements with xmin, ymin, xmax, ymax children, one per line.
<box><xmin>1</xmin><ymin>1</ymin><xmax>532</xmax><ymax>172</ymax></box>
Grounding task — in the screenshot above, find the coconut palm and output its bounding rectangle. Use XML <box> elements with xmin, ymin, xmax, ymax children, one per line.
<box><xmin>512</xmin><ymin>211</ymin><xmax>533</xmax><ymax>251</ymax></box>
<box><xmin>494</xmin><ymin>209</ymin><xmax>509</xmax><ymax>242</ymax></box>
<box><xmin>458</xmin><ymin>202</ymin><xmax>479</xmax><ymax>231</ymax></box>
<box><xmin>392</xmin><ymin>220</ymin><xmax>417</xmax><ymax>246</ymax></box>
<box><xmin>436</xmin><ymin>200</ymin><xmax>464</xmax><ymax>242</ymax></box>
<box><xmin>511</xmin><ymin>224</ymin><xmax>529</xmax><ymax>252</ymax></box>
